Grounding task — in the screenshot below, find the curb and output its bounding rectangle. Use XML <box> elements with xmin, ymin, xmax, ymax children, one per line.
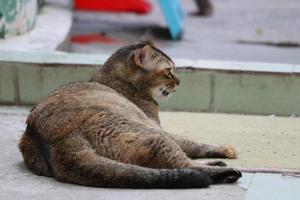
<box><xmin>0</xmin><ymin>51</ymin><xmax>299</xmax><ymax>116</ymax></box>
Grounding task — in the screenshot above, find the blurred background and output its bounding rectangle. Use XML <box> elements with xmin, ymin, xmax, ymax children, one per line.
<box><xmin>1</xmin><ymin>0</ymin><xmax>300</xmax><ymax>63</ymax></box>
<box><xmin>70</xmin><ymin>0</ymin><xmax>300</xmax><ymax>64</ymax></box>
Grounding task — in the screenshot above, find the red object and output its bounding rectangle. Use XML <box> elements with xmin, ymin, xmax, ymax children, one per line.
<box><xmin>75</xmin><ymin>0</ymin><xmax>152</xmax><ymax>14</ymax></box>
<box><xmin>71</xmin><ymin>34</ymin><xmax>121</xmax><ymax>44</ymax></box>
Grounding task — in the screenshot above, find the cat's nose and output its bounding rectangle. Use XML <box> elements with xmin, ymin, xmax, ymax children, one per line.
<box><xmin>174</xmin><ymin>76</ymin><xmax>180</xmax><ymax>86</ymax></box>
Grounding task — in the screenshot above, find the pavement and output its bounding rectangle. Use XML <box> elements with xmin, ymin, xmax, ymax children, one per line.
<box><xmin>0</xmin><ymin>106</ymin><xmax>299</xmax><ymax>200</ymax></box>
<box><xmin>71</xmin><ymin>0</ymin><xmax>300</xmax><ymax>64</ymax></box>
<box><xmin>160</xmin><ymin>112</ymin><xmax>300</xmax><ymax>170</ymax></box>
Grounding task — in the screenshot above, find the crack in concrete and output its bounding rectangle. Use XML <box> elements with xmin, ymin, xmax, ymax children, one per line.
<box><xmin>237</xmin><ymin>40</ymin><xmax>300</xmax><ymax>48</ymax></box>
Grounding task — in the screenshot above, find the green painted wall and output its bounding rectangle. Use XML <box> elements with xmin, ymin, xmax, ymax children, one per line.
<box><xmin>1</xmin><ymin>61</ymin><xmax>300</xmax><ymax>116</ymax></box>
<box><xmin>0</xmin><ymin>52</ymin><xmax>299</xmax><ymax>116</ymax></box>
<box><xmin>0</xmin><ymin>0</ymin><xmax>38</xmax><ymax>38</ymax></box>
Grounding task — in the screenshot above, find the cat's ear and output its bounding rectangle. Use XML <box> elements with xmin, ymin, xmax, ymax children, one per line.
<box><xmin>133</xmin><ymin>45</ymin><xmax>155</xmax><ymax>70</ymax></box>
<box><xmin>139</xmin><ymin>30</ymin><xmax>154</xmax><ymax>46</ymax></box>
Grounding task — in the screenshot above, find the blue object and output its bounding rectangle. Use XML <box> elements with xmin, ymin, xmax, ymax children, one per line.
<box><xmin>158</xmin><ymin>0</ymin><xmax>185</xmax><ymax>40</ymax></box>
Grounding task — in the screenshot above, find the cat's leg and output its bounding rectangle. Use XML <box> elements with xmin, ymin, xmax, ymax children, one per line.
<box><xmin>111</xmin><ymin>132</ymin><xmax>241</xmax><ymax>184</ymax></box>
<box><xmin>49</xmin><ymin>133</ymin><xmax>212</xmax><ymax>188</ymax></box>
<box><xmin>196</xmin><ymin>160</ymin><xmax>227</xmax><ymax>167</ymax></box>
<box><xmin>191</xmin><ymin>164</ymin><xmax>242</xmax><ymax>184</ymax></box>
<box><xmin>166</xmin><ymin>133</ymin><xmax>238</xmax><ymax>159</ymax></box>
<box><xmin>109</xmin><ymin>132</ymin><xmax>193</xmax><ymax>169</ymax></box>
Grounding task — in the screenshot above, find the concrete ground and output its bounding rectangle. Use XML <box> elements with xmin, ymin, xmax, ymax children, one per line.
<box><xmin>71</xmin><ymin>0</ymin><xmax>300</xmax><ymax>64</ymax></box>
<box><xmin>160</xmin><ymin>112</ymin><xmax>300</xmax><ymax>170</ymax></box>
<box><xmin>0</xmin><ymin>106</ymin><xmax>299</xmax><ymax>199</ymax></box>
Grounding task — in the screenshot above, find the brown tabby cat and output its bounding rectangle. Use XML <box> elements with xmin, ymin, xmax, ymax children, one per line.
<box><xmin>19</xmin><ymin>33</ymin><xmax>241</xmax><ymax>188</ymax></box>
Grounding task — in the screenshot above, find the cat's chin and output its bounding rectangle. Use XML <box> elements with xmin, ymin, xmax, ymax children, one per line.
<box><xmin>154</xmin><ymin>92</ymin><xmax>172</xmax><ymax>102</ymax></box>
<box><xmin>151</xmin><ymin>86</ymin><xmax>176</xmax><ymax>102</ymax></box>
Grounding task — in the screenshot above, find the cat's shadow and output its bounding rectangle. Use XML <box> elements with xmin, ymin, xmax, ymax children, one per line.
<box><xmin>15</xmin><ymin>161</ymin><xmax>33</xmax><ymax>174</ymax></box>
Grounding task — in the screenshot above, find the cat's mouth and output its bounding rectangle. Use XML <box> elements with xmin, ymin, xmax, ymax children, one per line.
<box><xmin>161</xmin><ymin>89</ymin><xmax>170</xmax><ymax>96</ymax></box>
<box><xmin>160</xmin><ymin>88</ymin><xmax>176</xmax><ymax>97</ymax></box>
<box><xmin>153</xmin><ymin>87</ymin><xmax>177</xmax><ymax>101</ymax></box>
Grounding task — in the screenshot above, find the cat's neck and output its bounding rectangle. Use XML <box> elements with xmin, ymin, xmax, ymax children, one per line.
<box><xmin>91</xmin><ymin>70</ymin><xmax>160</xmax><ymax>124</ymax></box>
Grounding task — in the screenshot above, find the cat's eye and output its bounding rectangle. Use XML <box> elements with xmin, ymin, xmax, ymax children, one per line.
<box><xmin>165</xmin><ymin>68</ymin><xmax>173</xmax><ymax>78</ymax></box>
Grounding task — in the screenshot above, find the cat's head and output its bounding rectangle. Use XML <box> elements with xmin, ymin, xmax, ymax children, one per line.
<box><xmin>103</xmin><ymin>32</ymin><xmax>180</xmax><ymax>101</ymax></box>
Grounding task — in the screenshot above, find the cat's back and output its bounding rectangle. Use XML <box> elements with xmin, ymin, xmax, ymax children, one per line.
<box><xmin>27</xmin><ymin>82</ymin><xmax>159</xmax><ymax>140</ymax></box>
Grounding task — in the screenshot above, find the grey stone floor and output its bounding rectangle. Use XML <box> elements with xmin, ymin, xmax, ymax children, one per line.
<box><xmin>0</xmin><ymin>107</ymin><xmax>246</xmax><ymax>200</ymax></box>
<box><xmin>70</xmin><ymin>0</ymin><xmax>300</xmax><ymax>64</ymax></box>
<box><xmin>1</xmin><ymin>106</ymin><xmax>300</xmax><ymax>199</ymax></box>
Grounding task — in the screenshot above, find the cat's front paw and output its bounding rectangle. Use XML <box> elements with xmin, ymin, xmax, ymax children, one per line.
<box><xmin>195</xmin><ymin>160</ymin><xmax>227</xmax><ymax>167</ymax></box>
<box><xmin>219</xmin><ymin>145</ymin><xmax>239</xmax><ymax>159</ymax></box>
<box><xmin>206</xmin><ymin>160</ymin><xmax>227</xmax><ymax>167</ymax></box>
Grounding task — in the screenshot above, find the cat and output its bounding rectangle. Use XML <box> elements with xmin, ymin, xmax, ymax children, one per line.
<box><xmin>19</xmin><ymin>33</ymin><xmax>241</xmax><ymax>188</ymax></box>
